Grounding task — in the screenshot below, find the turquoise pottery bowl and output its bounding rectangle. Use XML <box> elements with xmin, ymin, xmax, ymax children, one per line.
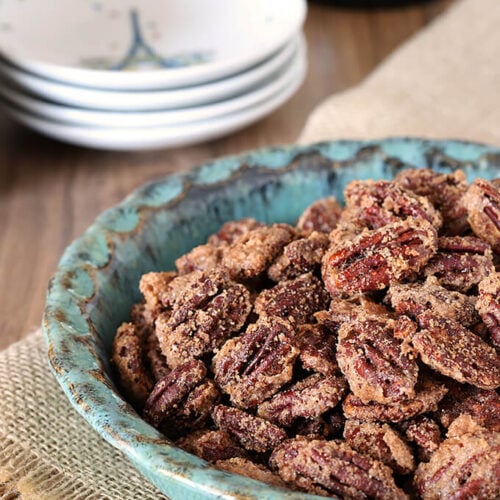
<box><xmin>43</xmin><ymin>138</ymin><xmax>500</xmax><ymax>499</ymax></box>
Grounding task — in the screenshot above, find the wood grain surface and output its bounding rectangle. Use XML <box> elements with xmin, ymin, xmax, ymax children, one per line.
<box><xmin>0</xmin><ymin>0</ymin><xmax>454</xmax><ymax>350</ymax></box>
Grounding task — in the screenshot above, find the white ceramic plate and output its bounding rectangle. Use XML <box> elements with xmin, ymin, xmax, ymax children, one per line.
<box><xmin>0</xmin><ymin>36</ymin><xmax>300</xmax><ymax>112</ymax></box>
<box><xmin>0</xmin><ymin>39</ymin><xmax>304</xmax><ymax>129</ymax></box>
<box><xmin>0</xmin><ymin>0</ymin><xmax>306</xmax><ymax>90</ymax></box>
<box><xmin>1</xmin><ymin>51</ymin><xmax>306</xmax><ymax>150</ymax></box>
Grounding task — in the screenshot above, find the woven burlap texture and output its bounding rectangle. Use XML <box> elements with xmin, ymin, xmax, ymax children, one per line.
<box><xmin>299</xmin><ymin>0</ymin><xmax>500</xmax><ymax>145</ymax></box>
<box><xmin>2</xmin><ymin>0</ymin><xmax>500</xmax><ymax>498</ymax></box>
<box><xmin>0</xmin><ymin>332</ymin><xmax>167</xmax><ymax>500</ymax></box>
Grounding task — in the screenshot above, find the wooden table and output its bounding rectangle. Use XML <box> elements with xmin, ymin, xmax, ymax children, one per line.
<box><xmin>0</xmin><ymin>0</ymin><xmax>454</xmax><ymax>351</ymax></box>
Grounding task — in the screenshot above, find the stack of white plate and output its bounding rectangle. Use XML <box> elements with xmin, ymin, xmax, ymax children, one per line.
<box><xmin>0</xmin><ymin>0</ymin><xmax>307</xmax><ymax>150</ymax></box>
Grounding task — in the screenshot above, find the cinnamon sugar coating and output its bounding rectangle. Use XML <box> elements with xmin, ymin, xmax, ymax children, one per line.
<box><xmin>394</xmin><ymin>168</ymin><xmax>468</xmax><ymax>235</ymax></box>
<box><xmin>155</xmin><ymin>270</ymin><xmax>251</xmax><ymax>368</ymax></box>
<box><xmin>414</xmin><ymin>416</ymin><xmax>500</xmax><ymax>500</ymax></box>
<box><xmin>343</xmin><ymin>419</ymin><xmax>415</xmax><ymax>474</ymax></box>
<box><xmin>476</xmin><ymin>271</ymin><xmax>500</xmax><ymax>347</ymax></box>
<box><xmin>270</xmin><ymin>438</ymin><xmax>408</xmax><ymax>499</ymax></box>
<box><xmin>296</xmin><ymin>196</ymin><xmax>342</xmax><ymax>234</ymax></box>
<box><xmin>215</xmin><ymin>457</ymin><xmax>286</xmax><ymax>488</ymax></box>
<box><xmin>462</xmin><ymin>178</ymin><xmax>500</xmax><ymax>253</ymax></box>
<box><xmin>112</xmin><ymin>169</ymin><xmax>500</xmax><ymax>497</ymax></box>
<box><xmin>111</xmin><ymin>322</ymin><xmax>154</xmax><ymax>410</ymax></box>
<box><xmin>342</xmin><ymin>179</ymin><xmax>443</xmax><ymax>230</ymax></box>
<box><xmin>257</xmin><ymin>373</ymin><xmax>347</xmax><ymax>427</ymax></box>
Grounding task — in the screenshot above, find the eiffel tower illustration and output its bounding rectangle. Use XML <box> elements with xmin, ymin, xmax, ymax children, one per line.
<box><xmin>110</xmin><ymin>10</ymin><xmax>210</xmax><ymax>70</ymax></box>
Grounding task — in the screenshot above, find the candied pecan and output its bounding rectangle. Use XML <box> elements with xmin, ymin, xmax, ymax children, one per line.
<box><xmin>394</xmin><ymin>168</ymin><xmax>468</xmax><ymax>235</ymax></box>
<box><xmin>267</xmin><ymin>231</ymin><xmax>330</xmax><ymax>282</ymax></box>
<box><xmin>436</xmin><ymin>383</ymin><xmax>500</xmax><ymax>432</ymax></box>
<box><xmin>398</xmin><ymin>416</ymin><xmax>442</xmax><ymax>462</ymax></box>
<box><xmin>342</xmin><ymin>377</ymin><xmax>448</xmax><ymax>423</ymax></box>
<box><xmin>221</xmin><ymin>223</ymin><xmax>296</xmax><ymax>280</ymax></box>
<box><xmin>111</xmin><ymin>322</ymin><xmax>154</xmax><ymax>410</ymax></box>
<box><xmin>207</xmin><ymin>218</ymin><xmax>265</xmax><ymax>246</ymax></box>
<box><xmin>387</xmin><ymin>278</ymin><xmax>479</xmax><ymax>327</ymax></box>
<box><xmin>414</xmin><ymin>416</ymin><xmax>500</xmax><ymax>500</ymax></box>
<box><xmin>413</xmin><ymin>311</ymin><xmax>500</xmax><ymax>389</ymax></box>
<box><xmin>213</xmin><ymin>316</ymin><xmax>298</xmax><ymax>409</ymax></box>
<box><xmin>156</xmin><ymin>270</ymin><xmax>251</xmax><ymax>368</ymax></box>
<box><xmin>138</xmin><ymin>271</ymin><xmax>178</xmax><ymax>319</ymax></box>
<box><xmin>342</xmin><ymin>179</ymin><xmax>443</xmax><ymax>230</ymax></box>
<box><xmin>214</xmin><ymin>457</ymin><xmax>286</xmax><ymax>488</ymax></box>
<box><xmin>295</xmin><ymin>323</ymin><xmax>339</xmax><ymax>376</ymax></box>
<box><xmin>476</xmin><ymin>272</ymin><xmax>500</xmax><ymax>347</ymax></box>
<box><xmin>254</xmin><ymin>273</ymin><xmax>330</xmax><ymax>326</ymax></box>
<box><xmin>343</xmin><ymin>420</ymin><xmax>415</xmax><ymax>474</ymax></box>
<box><xmin>296</xmin><ymin>196</ymin><xmax>342</xmax><ymax>234</ymax></box>
<box><xmin>143</xmin><ymin>359</ymin><xmax>219</xmax><ymax>437</ymax></box>
<box><xmin>291</xmin><ymin>416</ymin><xmax>336</xmax><ymax>439</ymax></box>
<box><xmin>462</xmin><ymin>178</ymin><xmax>500</xmax><ymax>253</ymax></box>
<box><xmin>315</xmin><ymin>296</ymin><xmax>393</xmax><ymax>333</ymax></box>
<box><xmin>144</xmin><ymin>329</ymin><xmax>170</xmax><ymax>381</ymax></box>
<box><xmin>270</xmin><ymin>438</ymin><xmax>408</xmax><ymax>499</ymax></box>
<box><xmin>337</xmin><ymin>315</ymin><xmax>418</xmax><ymax>404</ymax></box>
<box><xmin>257</xmin><ymin>374</ymin><xmax>347</xmax><ymax>427</ymax></box>
<box><xmin>212</xmin><ymin>405</ymin><xmax>286</xmax><ymax>454</ymax></box>
<box><xmin>423</xmin><ymin>235</ymin><xmax>494</xmax><ymax>292</ymax></box>
<box><xmin>175</xmin><ymin>243</ymin><xmax>222</xmax><ymax>275</ymax></box>
<box><xmin>322</xmin><ymin>218</ymin><xmax>438</xmax><ymax>297</ymax></box>
<box><xmin>176</xmin><ymin>429</ymin><xmax>248</xmax><ymax>463</ymax></box>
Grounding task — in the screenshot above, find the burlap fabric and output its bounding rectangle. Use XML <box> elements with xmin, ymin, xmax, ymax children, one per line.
<box><xmin>1</xmin><ymin>0</ymin><xmax>499</xmax><ymax>498</ymax></box>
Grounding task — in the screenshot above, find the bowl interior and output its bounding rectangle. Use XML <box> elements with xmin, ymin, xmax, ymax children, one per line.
<box><xmin>43</xmin><ymin>138</ymin><xmax>500</xmax><ymax>499</ymax></box>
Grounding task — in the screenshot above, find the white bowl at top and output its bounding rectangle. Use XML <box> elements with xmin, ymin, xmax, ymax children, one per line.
<box><xmin>0</xmin><ymin>0</ymin><xmax>306</xmax><ymax>90</ymax></box>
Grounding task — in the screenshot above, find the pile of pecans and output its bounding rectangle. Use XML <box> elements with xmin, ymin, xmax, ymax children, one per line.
<box><xmin>112</xmin><ymin>169</ymin><xmax>500</xmax><ymax>499</ymax></box>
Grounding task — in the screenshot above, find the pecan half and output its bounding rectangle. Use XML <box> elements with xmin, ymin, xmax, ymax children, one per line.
<box><xmin>423</xmin><ymin>236</ymin><xmax>494</xmax><ymax>292</ymax></box>
<box><xmin>138</xmin><ymin>271</ymin><xmax>178</xmax><ymax>320</ymax></box>
<box><xmin>267</xmin><ymin>231</ymin><xmax>330</xmax><ymax>282</ymax></box>
<box><xmin>175</xmin><ymin>243</ymin><xmax>222</xmax><ymax>275</ymax></box>
<box><xmin>156</xmin><ymin>270</ymin><xmax>251</xmax><ymax>368</ymax></box>
<box><xmin>111</xmin><ymin>322</ymin><xmax>154</xmax><ymax>410</ymax></box>
<box><xmin>337</xmin><ymin>315</ymin><xmax>418</xmax><ymax>404</ymax></box>
<box><xmin>322</xmin><ymin>218</ymin><xmax>438</xmax><ymax>297</ymax></box>
<box><xmin>342</xmin><ymin>179</ymin><xmax>443</xmax><ymax>230</ymax></box>
<box><xmin>394</xmin><ymin>168</ymin><xmax>468</xmax><ymax>235</ymax></box>
<box><xmin>295</xmin><ymin>323</ymin><xmax>339</xmax><ymax>376</ymax></box>
<box><xmin>343</xmin><ymin>420</ymin><xmax>415</xmax><ymax>474</ymax></box>
<box><xmin>207</xmin><ymin>218</ymin><xmax>265</xmax><ymax>246</ymax></box>
<box><xmin>342</xmin><ymin>377</ymin><xmax>448</xmax><ymax>423</ymax></box>
<box><xmin>462</xmin><ymin>178</ymin><xmax>500</xmax><ymax>253</ymax></box>
<box><xmin>212</xmin><ymin>405</ymin><xmax>287</xmax><ymax>454</ymax></box>
<box><xmin>414</xmin><ymin>416</ymin><xmax>500</xmax><ymax>500</ymax></box>
<box><xmin>436</xmin><ymin>382</ymin><xmax>500</xmax><ymax>432</ymax></box>
<box><xmin>257</xmin><ymin>373</ymin><xmax>347</xmax><ymax>427</ymax></box>
<box><xmin>270</xmin><ymin>438</ymin><xmax>408</xmax><ymax>499</ymax></box>
<box><xmin>296</xmin><ymin>196</ymin><xmax>342</xmax><ymax>234</ymax></box>
<box><xmin>221</xmin><ymin>223</ymin><xmax>296</xmax><ymax>280</ymax></box>
<box><xmin>476</xmin><ymin>272</ymin><xmax>500</xmax><ymax>347</ymax></box>
<box><xmin>254</xmin><ymin>273</ymin><xmax>330</xmax><ymax>326</ymax></box>
<box><xmin>387</xmin><ymin>278</ymin><xmax>479</xmax><ymax>327</ymax></box>
<box><xmin>176</xmin><ymin>429</ymin><xmax>248</xmax><ymax>463</ymax></box>
<box><xmin>398</xmin><ymin>416</ymin><xmax>442</xmax><ymax>462</ymax></box>
<box><xmin>213</xmin><ymin>316</ymin><xmax>298</xmax><ymax>409</ymax></box>
<box><xmin>413</xmin><ymin>311</ymin><xmax>500</xmax><ymax>389</ymax></box>
<box><xmin>214</xmin><ymin>457</ymin><xmax>286</xmax><ymax>488</ymax></box>
<box><xmin>143</xmin><ymin>359</ymin><xmax>219</xmax><ymax>438</ymax></box>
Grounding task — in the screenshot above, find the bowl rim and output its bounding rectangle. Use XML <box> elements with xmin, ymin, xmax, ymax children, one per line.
<box><xmin>42</xmin><ymin>137</ymin><xmax>500</xmax><ymax>499</ymax></box>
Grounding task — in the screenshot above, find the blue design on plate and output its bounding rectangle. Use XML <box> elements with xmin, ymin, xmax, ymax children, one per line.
<box><xmin>43</xmin><ymin>138</ymin><xmax>500</xmax><ymax>500</ymax></box>
<box><xmin>82</xmin><ymin>10</ymin><xmax>212</xmax><ymax>71</ymax></box>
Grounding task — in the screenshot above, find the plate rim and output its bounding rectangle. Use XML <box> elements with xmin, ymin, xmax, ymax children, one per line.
<box><xmin>0</xmin><ymin>0</ymin><xmax>307</xmax><ymax>90</ymax></box>
<box><xmin>0</xmin><ymin>37</ymin><xmax>304</xmax><ymax>129</ymax></box>
<box><xmin>0</xmin><ymin>35</ymin><xmax>301</xmax><ymax>111</ymax></box>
